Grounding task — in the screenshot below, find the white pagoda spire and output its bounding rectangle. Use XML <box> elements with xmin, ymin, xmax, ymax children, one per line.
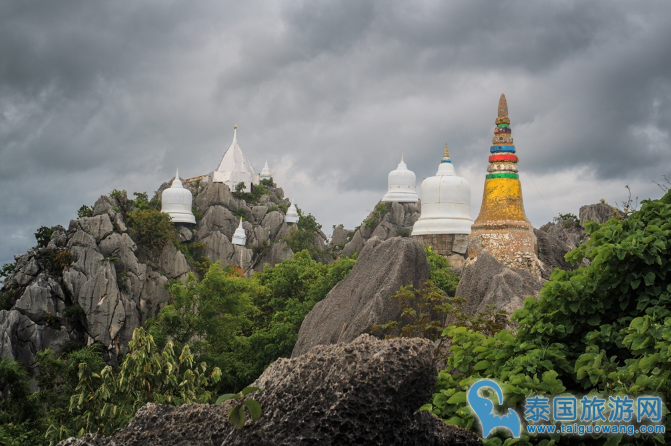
<box><xmin>161</xmin><ymin>168</ymin><xmax>196</xmax><ymax>224</ymax></box>
<box><xmin>284</xmin><ymin>198</ymin><xmax>299</xmax><ymax>224</ymax></box>
<box><xmin>232</xmin><ymin>217</ymin><xmax>247</xmax><ymax>245</ymax></box>
<box><xmin>260</xmin><ymin>160</ymin><xmax>272</xmax><ymax>180</ymax></box>
<box><xmin>381</xmin><ymin>153</ymin><xmax>419</xmax><ymax>203</ymax></box>
<box><xmin>211</xmin><ymin>125</ymin><xmax>259</xmax><ymax>192</ymax></box>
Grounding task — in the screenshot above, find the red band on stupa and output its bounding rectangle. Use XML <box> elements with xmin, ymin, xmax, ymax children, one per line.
<box><xmin>489</xmin><ymin>154</ymin><xmax>518</xmax><ymax>163</ymax></box>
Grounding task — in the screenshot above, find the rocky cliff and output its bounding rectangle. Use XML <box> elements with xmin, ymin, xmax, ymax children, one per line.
<box><xmin>0</xmin><ymin>178</ymin><xmax>331</xmax><ymax>371</ymax></box>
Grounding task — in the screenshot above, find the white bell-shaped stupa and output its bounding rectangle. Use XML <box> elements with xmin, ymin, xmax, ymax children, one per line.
<box><xmin>259</xmin><ymin>161</ymin><xmax>272</xmax><ymax>181</ymax></box>
<box><xmin>412</xmin><ymin>145</ymin><xmax>473</xmax><ymax>235</ymax></box>
<box><xmin>381</xmin><ymin>154</ymin><xmax>419</xmax><ymax>203</ymax></box>
<box><xmin>211</xmin><ymin>126</ymin><xmax>259</xmax><ymax>193</ymax></box>
<box><xmin>232</xmin><ymin>217</ymin><xmax>247</xmax><ymax>246</ymax></box>
<box><xmin>284</xmin><ymin>199</ymin><xmax>299</xmax><ymax>224</ymax></box>
<box><xmin>161</xmin><ymin>169</ymin><xmax>196</xmax><ymax>224</ymax></box>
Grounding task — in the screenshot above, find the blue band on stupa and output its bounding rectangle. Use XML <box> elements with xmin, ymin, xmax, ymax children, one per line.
<box><xmin>490</xmin><ymin>145</ymin><xmax>516</xmax><ymax>153</ymax></box>
<box><xmin>441</xmin><ymin>158</ymin><xmax>452</xmax><ymax>163</ymax></box>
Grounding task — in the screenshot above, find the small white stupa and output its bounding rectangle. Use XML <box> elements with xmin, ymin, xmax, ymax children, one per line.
<box><xmin>232</xmin><ymin>217</ymin><xmax>247</xmax><ymax>246</ymax></box>
<box><xmin>161</xmin><ymin>169</ymin><xmax>196</xmax><ymax>224</ymax></box>
<box><xmin>381</xmin><ymin>154</ymin><xmax>419</xmax><ymax>203</ymax></box>
<box><xmin>284</xmin><ymin>199</ymin><xmax>299</xmax><ymax>224</ymax></box>
<box><xmin>412</xmin><ymin>145</ymin><xmax>472</xmax><ymax>235</ymax></box>
<box><xmin>259</xmin><ymin>161</ymin><xmax>272</xmax><ymax>181</ymax></box>
<box><xmin>211</xmin><ymin>126</ymin><xmax>259</xmax><ymax>193</ymax></box>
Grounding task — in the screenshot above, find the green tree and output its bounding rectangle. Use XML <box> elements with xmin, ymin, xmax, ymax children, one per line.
<box><xmin>69</xmin><ymin>328</ymin><xmax>221</xmax><ymax>437</ymax></box>
<box><xmin>426</xmin><ymin>192</ymin><xmax>671</xmax><ymax>445</ymax></box>
<box><xmin>0</xmin><ymin>358</ymin><xmax>46</xmax><ymax>446</ymax></box>
<box><xmin>34</xmin><ymin>226</ymin><xmax>56</xmax><ymax>249</ymax></box>
<box><xmin>126</xmin><ymin>208</ymin><xmax>176</xmax><ymax>254</ymax></box>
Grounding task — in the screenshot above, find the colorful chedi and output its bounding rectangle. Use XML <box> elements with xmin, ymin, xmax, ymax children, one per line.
<box><xmin>468</xmin><ymin>94</ymin><xmax>538</xmax><ymax>273</ymax></box>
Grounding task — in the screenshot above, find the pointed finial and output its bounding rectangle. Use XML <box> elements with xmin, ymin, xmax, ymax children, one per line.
<box><xmin>234</xmin><ymin>124</ymin><xmax>237</xmax><ymax>129</ymax></box>
<box><xmin>401</xmin><ymin>152</ymin><xmax>404</xmax><ymax>162</ymax></box>
<box><xmin>238</xmin><ymin>217</ymin><xmax>243</xmax><ymax>227</ymax></box>
<box><xmin>175</xmin><ymin>168</ymin><xmax>179</xmax><ymax>179</ymax></box>
<box><xmin>443</xmin><ymin>144</ymin><xmax>450</xmax><ymax>158</ymax></box>
<box><xmin>498</xmin><ymin>94</ymin><xmax>508</xmax><ymax>118</ymax></box>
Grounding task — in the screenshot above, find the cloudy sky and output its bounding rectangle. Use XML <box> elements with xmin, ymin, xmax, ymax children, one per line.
<box><xmin>1</xmin><ymin>0</ymin><xmax>670</xmax><ymax>267</ymax></box>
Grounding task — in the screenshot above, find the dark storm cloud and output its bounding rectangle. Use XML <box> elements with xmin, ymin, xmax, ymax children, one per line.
<box><xmin>1</xmin><ymin>0</ymin><xmax>671</xmax><ymax>267</ymax></box>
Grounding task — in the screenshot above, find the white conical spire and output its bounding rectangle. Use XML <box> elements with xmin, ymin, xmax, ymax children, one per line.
<box><xmin>411</xmin><ymin>145</ymin><xmax>472</xmax><ymax>236</ymax></box>
<box><xmin>284</xmin><ymin>198</ymin><xmax>299</xmax><ymax>224</ymax></box>
<box><xmin>381</xmin><ymin>153</ymin><xmax>419</xmax><ymax>203</ymax></box>
<box><xmin>211</xmin><ymin>125</ymin><xmax>259</xmax><ymax>192</ymax></box>
<box><xmin>161</xmin><ymin>168</ymin><xmax>196</xmax><ymax>224</ymax></box>
<box><xmin>232</xmin><ymin>217</ymin><xmax>247</xmax><ymax>245</ymax></box>
<box><xmin>260</xmin><ymin>160</ymin><xmax>272</xmax><ymax>180</ymax></box>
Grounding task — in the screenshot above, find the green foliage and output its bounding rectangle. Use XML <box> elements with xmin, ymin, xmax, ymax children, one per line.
<box><xmin>259</xmin><ymin>178</ymin><xmax>275</xmax><ymax>188</ymax></box>
<box><xmin>131</xmin><ymin>191</ymin><xmax>161</xmax><ymax>211</ymax></box>
<box><xmin>364</xmin><ymin>202</ymin><xmax>391</xmax><ymax>228</ymax></box>
<box><xmin>34</xmin><ymin>226</ymin><xmax>56</xmax><ymax>249</ymax></box>
<box><xmin>553</xmin><ymin>212</ymin><xmax>579</xmax><ymax>229</ymax></box>
<box><xmin>0</xmin><ymin>358</ymin><xmax>46</xmax><ymax>445</ymax></box>
<box><xmin>233</xmin><ymin>183</ymin><xmax>269</xmax><ymax>205</ymax></box>
<box><xmin>0</xmin><ymin>262</ymin><xmax>16</xmax><ymax>281</ymax></box>
<box><xmin>0</xmin><ymin>286</ymin><xmax>21</xmax><ymax>311</ymax></box>
<box><xmin>216</xmin><ymin>386</ymin><xmax>263</xmax><ymax>429</ymax></box>
<box><xmin>267</xmin><ymin>205</ymin><xmax>278</xmax><ymax>213</ymax></box>
<box><xmin>278</xmin><ymin>204</ymin><xmax>288</xmax><ymax>214</ymax></box>
<box><xmin>427</xmin><ymin>193</ymin><xmax>671</xmax><ymax>445</ymax></box>
<box><xmin>147</xmin><ymin>253</ymin><xmax>355</xmax><ymax>394</ymax></box>
<box><xmin>396</xmin><ymin>227</ymin><xmax>411</xmax><ymax>237</ymax></box>
<box><xmin>425</xmin><ymin>246</ymin><xmax>460</xmax><ymax>296</ymax></box>
<box><xmin>63</xmin><ymin>305</ymin><xmax>86</xmax><ymax>330</ymax></box>
<box><xmin>109</xmin><ymin>189</ymin><xmax>124</xmax><ymax>199</ymax></box>
<box><xmin>283</xmin><ymin>207</ymin><xmax>324</xmax><ymax>260</ymax></box>
<box><xmin>35</xmin><ymin>249</ymin><xmax>72</xmax><ymax>278</ymax></box>
<box><xmin>76</xmin><ymin>205</ymin><xmax>93</xmax><ymax>219</ymax></box>
<box><xmin>69</xmin><ymin>328</ymin><xmax>221</xmax><ymax>437</ymax></box>
<box><xmin>236</xmin><ymin>207</ymin><xmax>248</xmax><ymax>221</ymax></box>
<box><xmin>126</xmin><ymin>208</ymin><xmax>176</xmax><ymax>254</ymax></box>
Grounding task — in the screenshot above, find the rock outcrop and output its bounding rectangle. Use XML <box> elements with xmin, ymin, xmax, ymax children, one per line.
<box><xmin>0</xmin><ymin>179</ymin><xmax>331</xmax><ymax>372</ymax></box>
<box><xmin>579</xmin><ymin>202</ymin><xmax>616</xmax><ymax>226</ymax></box>
<box><xmin>292</xmin><ymin>236</ymin><xmax>429</xmax><ymax>357</ymax></box>
<box><xmin>456</xmin><ymin>251</ymin><xmax>543</xmax><ymax>317</ymax></box>
<box><xmin>340</xmin><ymin>201</ymin><xmax>421</xmax><ymax>257</ymax></box>
<box><xmin>58</xmin><ymin>335</ymin><xmax>481</xmax><ymax>446</ymax></box>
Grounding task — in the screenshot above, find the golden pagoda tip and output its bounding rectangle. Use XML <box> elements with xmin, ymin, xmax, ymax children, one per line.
<box><xmin>498</xmin><ymin>94</ymin><xmax>508</xmax><ymax>118</ymax></box>
<box><xmin>234</xmin><ymin>124</ymin><xmax>237</xmax><ymax>129</ymax></box>
<box><xmin>443</xmin><ymin>144</ymin><xmax>450</xmax><ymax>158</ymax></box>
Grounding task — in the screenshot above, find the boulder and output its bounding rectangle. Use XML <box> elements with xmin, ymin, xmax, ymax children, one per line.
<box><xmin>0</xmin><ymin>310</ymin><xmax>70</xmax><ymax>366</ymax></box>
<box><xmin>330</xmin><ymin>224</ymin><xmax>348</xmax><ymax>246</ymax></box>
<box><xmin>78</xmin><ymin>215</ymin><xmax>115</xmax><ymax>243</ymax></box>
<box><xmin>197</xmin><ymin>205</ymin><xmax>238</xmax><ymax>240</ymax></box>
<box><xmin>158</xmin><ymin>243</ymin><xmax>190</xmax><ymax>280</ymax></box>
<box><xmin>456</xmin><ymin>251</ymin><xmax>543</xmax><ymax>317</ymax></box>
<box><xmin>292</xmin><ymin>236</ymin><xmax>429</xmax><ymax>357</ymax></box>
<box><xmin>58</xmin><ymin>335</ymin><xmax>481</xmax><ymax>446</ymax></box>
<box><xmin>534</xmin><ymin>228</ymin><xmax>576</xmax><ymax>280</ymax></box>
<box><xmin>251</xmin><ymin>206</ymin><xmax>268</xmax><ymax>222</ymax></box>
<box><xmin>261</xmin><ymin>211</ymin><xmax>284</xmax><ymax>240</ymax></box>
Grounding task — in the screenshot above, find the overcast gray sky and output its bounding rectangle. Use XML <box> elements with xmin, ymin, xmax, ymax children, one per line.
<box><xmin>1</xmin><ymin>0</ymin><xmax>670</xmax><ymax>267</ymax></box>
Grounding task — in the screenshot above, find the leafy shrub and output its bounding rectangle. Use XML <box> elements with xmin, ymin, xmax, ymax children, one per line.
<box><xmin>233</xmin><ymin>183</ymin><xmax>269</xmax><ymax>205</ymax></box>
<box><xmin>236</xmin><ymin>207</ymin><xmax>248</xmax><ymax>221</ymax></box>
<box><xmin>424</xmin><ymin>246</ymin><xmax>460</xmax><ymax>296</ymax></box>
<box><xmin>216</xmin><ymin>386</ymin><xmax>263</xmax><ymax>430</ymax></box>
<box><xmin>426</xmin><ymin>192</ymin><xmax>671</xmax><ymax>445</ymax></box>
<box><xmin>0</xmin><ymin>357</ymin><xmax>46</xmax><ymax>446</ymax></box>
<box><xmin>77</xmin><ymin>205</ymin><xmax>93</xmax><ymax>219</ymax></box>
<box><xmin>63</xmin><ymin>305</ymin><xmax>86</xmax><ymax>330</ymax></box>
<box><xmin>396</xmin><ymin>227</ymin><xmax>411</xmax><ymax>237</ymax></box>
<box><xmin>278</xmin><ymin>204</ymin><xmax>288</xmax><ymax>214</ymax></box>
<box><xmin>364</xmin><ymin>202</ymin><xmax>391</xmax><ymax>228</ymax></box>
<box><xmin>69</xmin><ymin>328</ymin><xmax>221</xmax><ymax>437</ymax></box>
<box><xmin>552</xmin><ymin>212</ymin><xmax>579</xmax><ymax>229</ymax></box>
<box><xmin>34</xmin><ymin>226</ymin><xmax>57</xmax><ymax>249</ymax></box>
<box><xmin>0</xmin><ymin>262</ymin><xmax>15</xmax><ymax>281</ymax></box>
<box><xmin>126</xmin><ymin>208</ymin><xmax>176</xmax><ymax>254</ymax></box>
<box><xmin>259</xmin><ymin>178</ymin><xmax>275</xmax><ymax>188</ymax></box>
<box><xmin>0</xmin><ymin>286</ymin><xmax>21</xmax><ymax>311</ymax></box>
<box><xmin>109</xmin><ymin>189</ymin><xmax>124</xmax><ymax>199</ymax></box>
<box><xmin>36</xmin><ymin>249</ymin><xmax>72</xmax><ymax>277</ymax></box>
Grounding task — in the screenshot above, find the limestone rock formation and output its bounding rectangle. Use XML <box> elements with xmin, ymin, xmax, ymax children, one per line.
<box><xmin>58</xmin><ymin>335</ymin><xmax>481</xmax><ymax>446</ymax></box>
<box><xmin>456</xmin><ymin>251</ymin><xmax>543</xmax><ymax>317</ymax></box>
<box><xmin>341</xmin><ymin>201</ymin><xmax>421</xmax><ymax>257</ymax></box>
<box><xmin>292</xmin><ymin>236</ymin><xmax>429</xmax><ymax>357</ymax></box>
<box><xmin>579</xmin><ymin>202</ymin><xmax>616</xmax><ymax>226</ymax></box>
<box><xmin>1</xmin><ymin>178</ymin><xmax>332</xmax><ymax>372</ymax></box>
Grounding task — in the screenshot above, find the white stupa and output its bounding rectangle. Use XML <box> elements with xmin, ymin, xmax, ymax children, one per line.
<box><xmin>284</xmin><ymin>199</ymin><xmax>299</xmax><ymax>224</ymax></box>
<box><xmin>161</xmin><ymin>169</ymin><xmax>196</xmax><ymax>224</ymax></box>
<box><xmin>259</xmin><ymin>161</ymin><xmax>272</xmax><ymax>181</ymax></box>
<box><xmin>412</xmin><ymin>145</ymin><xmax>473</xmax><ymax>235</ymax></box>
<box><xmin>232</xmin><ymin>217</ymin><xmax>247</xmax><ymax>245</ymax></box>
<box><xmin>381</xmin><ymin>154</ymin><xmax>419</xmax><ymax>203</ymax></box>
<box><xmin>211</xmin><ymin>126</ymin><xmax>259</xmax><ymax>193</ymax></box>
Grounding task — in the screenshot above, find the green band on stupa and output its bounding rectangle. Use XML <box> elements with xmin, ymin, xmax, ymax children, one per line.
<box><xmin>486</xmin><ymin>173</ymin><xmax>519</xmax><ymax>180</ymax></box>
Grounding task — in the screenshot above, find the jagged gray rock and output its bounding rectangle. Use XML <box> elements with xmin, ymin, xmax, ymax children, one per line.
<box><xmin>292</xmin><ymin>236</ymin><xmax>429</xmax><ymax>357</ymax></box>
<box><xmin>330</xmin><ymin>224</ymin><xmax>348</xmax><ymax>246</ymax></box>
<box><xmin>534</xmin><ymin>228</ymin><xmax>577</xmax><ymax>280</ymax></box>
<box><xmin>341</xmin><ymin>201</ymin><xmax>421</xmax><ymax>257</ymax></box>
<box><xmin>158</xmin><ymin>243</ymin><xmax>190</xmax><ymax>280</ymax></box>
<box><xmin>57</xmin><ymin>335</ymin><xmax>481</xmax><ymax>446</ymax></box>
<box><xmin>0</xmin><ymin>310</ymin><xmax>70</xmax><ymax>366</ymax></box>
<box><xmin>456</xmin><ymin>251</ymin><xmax>543</xmax><ymax>316</ymax></box>
<box><xmin>579</xmin><ymin>202</ymin><xmax>615</xmax><ymax>227</ymax></box>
